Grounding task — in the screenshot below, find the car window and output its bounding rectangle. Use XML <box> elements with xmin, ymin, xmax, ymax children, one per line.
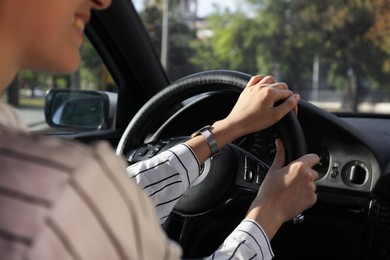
<box><xmin>0</xmin><ymin>38</ymin><xmax>116</xmax><ymax>132</ymax></box>
<box><xmin>133</xmin><ymin>0</ymin><xmax>390</xmax><ymax>115</ymax></box>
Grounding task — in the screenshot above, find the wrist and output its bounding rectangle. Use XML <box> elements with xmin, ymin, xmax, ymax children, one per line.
<box><xmin>211</xmin><ymin>119</ymin><xmax>244</xmax><ymax>147</ymax></box>
<box><xmin>246</xmin><ymin>202</ymin><xmax>284</xmax><ymax>240</ymax></box>
<box><xmin>191</xmin><ymin>125</ymin><xmax>220</xmax><ymax>159</ymax></box>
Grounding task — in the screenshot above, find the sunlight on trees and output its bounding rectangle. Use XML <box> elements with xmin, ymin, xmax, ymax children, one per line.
<box><xmin>189</xmin><ymin>0</ymin><xmax>390</xmax><ymax>112</ymax></box>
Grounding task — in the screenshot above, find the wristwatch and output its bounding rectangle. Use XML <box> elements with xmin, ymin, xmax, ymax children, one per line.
<box><xmin>191</xmin><ymin>125</ymin><xmax>220</xmax><ymax>159</ymax></box>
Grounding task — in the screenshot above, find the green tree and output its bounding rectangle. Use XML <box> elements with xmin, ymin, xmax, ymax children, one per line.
<box><xmin>190</xmin><ymin>0</ymin><xmax>390</xmax><ymax>111</ymax></box>
<box><xmin>168</xmin><ymin>20</ymin><xmax>198</xmax><ymax>79</ymax></box>
<box><xmin>191</xmin><ymin>11</ymin><xmax>259</xmax><ymax>74</ymax></box>
<box><xmin>365</xmin><ymin>0</ymin><xmax>390</xmax><ymax>73</ymax></box>
<box><xmin>140</xmin><ymin>0</ymin><xmax>198</xmax><ymax>80</ymax></box>
<box><xmin>80</xmin><ymin>40</ymin><xmax>105</xmax><ymax>90</ymax></box>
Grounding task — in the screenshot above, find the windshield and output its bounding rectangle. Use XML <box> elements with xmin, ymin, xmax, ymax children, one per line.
<box><xmin>133</xmin><ymin>0</ymin><xmax>390</xmax><ymax>114</ymax></box>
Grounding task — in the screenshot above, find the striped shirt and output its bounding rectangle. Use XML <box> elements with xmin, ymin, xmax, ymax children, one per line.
<box><xmin>127</xmin><ymin>145</ymin><xmax>274</xmax><ymax>260</ymax></box>
<box><xmin>0</xmin><ymin>102</ymin><xmax>273</xmax><ymax>259</ymax></box>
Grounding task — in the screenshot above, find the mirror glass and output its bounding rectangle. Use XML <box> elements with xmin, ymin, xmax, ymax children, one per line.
<box><xmin>50</xmin><ymin>92</ymin><xmax>105</xmax><ymax>129</ymax></box>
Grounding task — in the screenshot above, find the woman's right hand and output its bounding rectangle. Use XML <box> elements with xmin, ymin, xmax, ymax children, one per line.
<box><xmin>246</xmin><ymin>138</ymin><xmax>320</xmax><ymax>240</ymax></box>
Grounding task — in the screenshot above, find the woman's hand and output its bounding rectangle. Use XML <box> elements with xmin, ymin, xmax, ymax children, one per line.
<box><xmin>246</xmin><ymin>139</ymin><xmax>320</xmax><ymax>240</ymax></box>
<box><xmin>186</xmin><ymin>74</ymin><xmax>300</xmax><ymax>165</ymax></box>
<box><xmin>212</xmin><ymin>75</ymin><xmax>300</xmax><ymax>146</ymax></box>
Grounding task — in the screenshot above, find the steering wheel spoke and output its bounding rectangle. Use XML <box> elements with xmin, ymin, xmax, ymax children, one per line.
<box><xmin>230</xmin><ymin>144</ymin><xmax>270</xmax><ymax>192</ymax></box>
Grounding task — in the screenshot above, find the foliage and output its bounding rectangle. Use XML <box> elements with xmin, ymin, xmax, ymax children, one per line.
<box><xmin>365</xmin><ymin>0</ymin><xmax>390</xmax><ymax>73</ymax></box>
<box><xmin>189</xmin><ymin>0</ymin><xmax>390</xmax><ymax>110</ymax></box>
<box><xmin>140</xmin><ymin>0</ymin><xmax>199</xmax><ymax>80</ymax></box>
<box><xmin>80</xmin><ymin>40</ymin><xmax>106</xmax><ymax>90</ymax></box>
<box><xmin>141</xmin><ymin>3</ymin><xmax>163</xmax><ymax>58</ymax></box>
<box><xmin>168</xmin><ymin>19</ymin><xmax>199</xmax><ymax>79</ymax></box>
<box><xmin>191</xmin><ymin>11</ymin><xmax>259</xmax><ymax>74</ymax></box>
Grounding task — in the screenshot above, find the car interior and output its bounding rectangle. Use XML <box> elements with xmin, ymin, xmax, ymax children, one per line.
<box><xmin>8</xmin><ymin>0</ymin><xmax>390</xmax><ymax>259</ymax></box>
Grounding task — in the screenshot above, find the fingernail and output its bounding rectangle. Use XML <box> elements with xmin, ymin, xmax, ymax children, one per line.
<box><xmin>295</xmin><ymin>94</ymin><xmax>300</xmax><ymax>101</ymax></box>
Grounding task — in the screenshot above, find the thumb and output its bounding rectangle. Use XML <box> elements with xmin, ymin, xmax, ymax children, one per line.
<box><xmin>270</xmin><ymin>138</ymin><xmax>286</xmax><ymax>170</ymax></box>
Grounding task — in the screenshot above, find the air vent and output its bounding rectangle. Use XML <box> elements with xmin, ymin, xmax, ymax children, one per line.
<box><xmin>370</xmin><ymin>203</ymin><xmax>390</xmax><ymax>260</ymax></box>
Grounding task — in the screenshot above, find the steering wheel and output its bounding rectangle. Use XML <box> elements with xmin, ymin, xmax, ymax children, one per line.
<box><xmin>116</xmin><ymin>70</ymin><xmax>307</xmax><ymax>258</ymax></box>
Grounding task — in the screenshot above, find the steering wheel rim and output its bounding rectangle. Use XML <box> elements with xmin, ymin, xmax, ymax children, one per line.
<box><xmin>117</xmin><ymin>70</ymin><xmax>307</xmax><ymax>257</ymax></box>
<box><xmin>116</xmin><ymin>70</ymin><xmax>306</xmax><ymax>162</ymax></box>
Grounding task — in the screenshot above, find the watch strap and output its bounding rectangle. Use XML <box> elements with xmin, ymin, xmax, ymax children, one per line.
<box><xmin>191</xmin><ymin>125</ymin><xmax>220</xmax><ymax>159</ymax></box>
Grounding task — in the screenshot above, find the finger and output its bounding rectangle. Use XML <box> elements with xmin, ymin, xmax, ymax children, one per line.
<box><xmin>311</xmin><ymin>170</ymin><xmax>320</xmax><ymax>181</ymax></box>
<box><xmin>310</xmin><ymin>181</ymin><xmax>317</xmax><ymax>192</ymax></box>
<box><xmin>263</xmin><ymin>82</ymin><xmax>289</xmax><ymax>91</ymax></box>
<box><xmin>269</xmin><ymin>138</ymin><xmax>286</xmax><ymax>170</ymax></box>
<box><xmin>308</xmin><ymin>188</ymin><xmax>318</xmax><ymax>204</ymax></box>
<box><xmin>259</xmin><ymin>75</ymin><xmax>276</xmax><ymax>84</ymax></box>
<box><xmin>295</xmin><ymin>153</ymin><xmax>320</xmax><ymax>168</ymax></box>
<box><xmin>283</xmin><ymin>93</ymin><xmax>299</xmax><ymax>115</ymax></box>
<box><xmin>272</xmin><ymin>93</ymin><xmax>300</xmax><ymax>118</ymax></box>
<box><xmin>305</xmin><ymin>168</ymin><xmax>320</xmax><ymax>182</ymax></box>
<box><xmin>246</xmin><ymin>75</ymin><xmax>264</xmax><ymax>88</ymax></box>
<box><xmin>293</xmin><ymin>103</ymin><xmax>298</xmax><ymax>115</ymax></box>
<box><xmin>273</xmin><ymin>88</ymin><xmax>295</xmax><ymax>103</ymax></box>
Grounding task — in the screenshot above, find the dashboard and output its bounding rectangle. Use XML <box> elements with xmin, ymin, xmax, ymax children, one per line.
<box><xmin>233</xmin><ymin>126</ymin><xmax>330</xmax><ymax>178</ymax></box>
<box><xmin>163</xmin><ymin>92</ymin><xmax>388</xmax><ymax>198</ymax></box>
<box><xmin>229</xmin><ymin>100</ymin><xmax>390</xmax><ymax>259</ymax></box>
<box><xmin>131</xmin><ymin>90</ymin><xmax>390</xmax><ymax>259</ymax></box>
<box><xmin>233</xmin><ymin>109</ymin><xmax>378</xmax><ymax>195</ymax></box>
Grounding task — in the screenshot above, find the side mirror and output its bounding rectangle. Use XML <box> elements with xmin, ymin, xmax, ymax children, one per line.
<box><xmin>44</xmin><ymin>89</ymin><xmax>117</xmax><ymax>130</ymax></box>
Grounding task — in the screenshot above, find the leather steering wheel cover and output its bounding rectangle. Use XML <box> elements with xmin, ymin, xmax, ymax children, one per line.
<box><xmin>117</xmin><ymin>70</ymin><xmax>306</xmax><ymax>162</ymax></box>
<box><xmin>116</xmin><ymin>69</ymin><xmax>307</xmax><ymax>214</ymax></box>
<box><xmin>116</xmin><ymin>70</ymin><xmax>250</xmax><ymax>155</ymax></box>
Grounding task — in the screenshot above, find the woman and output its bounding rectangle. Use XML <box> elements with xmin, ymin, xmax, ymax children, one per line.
<box><xmin>0</xmin><ymin>0</ymin><xmax>319</xmax><ymax>259</ymax></box>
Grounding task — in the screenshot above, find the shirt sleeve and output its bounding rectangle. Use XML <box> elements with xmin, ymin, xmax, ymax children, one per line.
<box><xmin>207</xmin><ymin>219</ymin><xmax>274</xmax><ymax>260</ymax></box>
<box><xmin>126</xmin><ymin>143</ymin><xmax>275</xmax><ymax>260</ymax></box>
<box><xmin>126</xmin><ymin>143</ymin><xmax>200</xmax><ymax>224</ymax></box>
